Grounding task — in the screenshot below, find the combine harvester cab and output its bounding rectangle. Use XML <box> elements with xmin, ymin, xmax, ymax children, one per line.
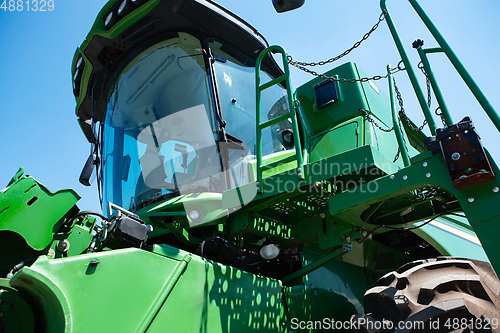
<box><xmin>1</xmin><ymin>0</ymin><xmax>500</xmax><ymax>332</ymax></box>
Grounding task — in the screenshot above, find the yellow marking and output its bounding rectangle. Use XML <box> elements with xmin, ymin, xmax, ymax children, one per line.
<box><xmin>428</xmin><ymin>220</ymin><xmax>482</xmax><ymax>246</ymax></box>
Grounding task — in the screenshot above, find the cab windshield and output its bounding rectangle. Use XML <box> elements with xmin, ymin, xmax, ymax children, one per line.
<box><xmin>103</xmin><ymin>33</ymin><xmax>221</xmax><ymax>211</ymax></box>
<box><xmin>102</xmin><ymin>32</ymin><xmax>293</xmax><ymax>212</ymax></box>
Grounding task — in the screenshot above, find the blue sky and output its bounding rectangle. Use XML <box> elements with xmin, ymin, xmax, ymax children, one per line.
<box><xmin>1</xmin><ymin>0</ymin><xmax>499</xmax><ymax>213</ymax></box>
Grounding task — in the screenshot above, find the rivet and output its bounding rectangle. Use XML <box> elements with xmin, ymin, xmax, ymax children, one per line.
<box><xmin>390</xmin><ymin>175</ymin><xmax>395</xmax><ymax>180</ymax></box>
<box><xmin>256</xmin><ymin>182</ymin><xmax>260</xmax><ymax>186</ymax></box>
<box><xmin>256</xmin><ymin>187</ymin><xmax>260</xmax><ymax>191</ymax></box>
<box><xmin>320</xmin><ymin>213</ymin><xmax>326</xmax><ymax>219</ymax></box>
<box><xmin>423</xmin><ymin>162</ymin><xmax>428</xmax><ymax>167</ymax></box>
<box><xmin>403</xmin><ymin>175</ymin><xmax>408</xmax><ymax>181</ymax></box>
<box><xmin>451</xmin><ymin>152</ymin><xmax>461</xmax><ymax>161</ymax></box>
<box><xmin>298</xmin><ymin>168</ymin><xmax>302</xmax><ymax>172</ymax></box>
<box><xmin>298</xmin><ymin>173</ymin><xmax>303</xmax><ymax>177</ymax></box>
<box><xmin>493</xmin><ymin>186</ymin><xmax>499</xmax><ymax>193</ymax></box>
<box><xmin>468</xmin><ymin>197</ymin><xmax>475</xmax><ymax>203</ymax></box>
<box><xmin>426</xmin><ymin>173</ymin><xmax>431</xmax><ymax>178</ymax></box>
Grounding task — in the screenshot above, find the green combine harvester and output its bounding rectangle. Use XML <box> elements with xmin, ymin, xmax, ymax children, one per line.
<box><xmin>2</xmin><ymin>0</ymin><xmax>500</xmax><ymax>332</ymax></box>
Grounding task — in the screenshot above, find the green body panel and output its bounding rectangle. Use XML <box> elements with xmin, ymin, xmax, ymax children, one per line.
<box><xmin>9</xmin><ymin>245</ymin><xmax>285</xmax><ymax>332</ymax></box>
<box><xmin>309</xmin><ymin>120</ymin><xmax>360</xmax><ymax>164</ymax></box>
<box><xmin>4</xmin><ymin>244</ymin><xmax>377</xmax><ymax>333</ymax></box>
<box><xmin>296</xmin><ymin>63</ymin><xmax>368</xmax><ymax>136</ymax></box>
<box><xmin>0</xmin><ymin>174</ymin><xmax>79</xmax><ymax>251</ymax></box>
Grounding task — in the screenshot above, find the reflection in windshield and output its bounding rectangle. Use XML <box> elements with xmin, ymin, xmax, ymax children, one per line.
<box><xmin>103</xmin><ymin>33</ymin><xmax>223</xmax><ymax>211</ymax></box>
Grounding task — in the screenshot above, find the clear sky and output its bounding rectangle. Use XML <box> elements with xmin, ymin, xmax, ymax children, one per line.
<box><xmin>1</xmin><ymin>0</ymin><xmax>499</xmax><ymax>213</ymax></box>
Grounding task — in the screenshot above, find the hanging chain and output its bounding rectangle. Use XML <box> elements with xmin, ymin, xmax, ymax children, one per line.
<box><xmin>418</xmin><ymin>62</ymin><xmax>432</xmax><ymax>109</ymax></box>
<box><xmin>287</xmin><ymin>11</ymin><xmax>402</xmax><ymax>83</ymax></box>
<box><xmin>289</xmin><ymin>11</ymin><xmax>386</xmax><ymax>67</ymax></box>
<box><xmin>393</xmin><ymin>77</ymin><xmax>427</xmax><ymax>132</ymax></box>
<box><xmin>290</xmin><ymin>63</ymin><xmax>403</xmax><ymax>83</ymax></box>
<box><xmin>359</xmin><ymin>108</ymin><xmax>393</xmax><ymax>132</ymax></box>
<box><xmin>418</xmin><ymin>63</ymin><xmax>447</xmax><ymax>126</ymax></box>
<box><xmin>392</xmin><ymin>77</ymin><xmax>421</xmax><ymax>163</ymax></box>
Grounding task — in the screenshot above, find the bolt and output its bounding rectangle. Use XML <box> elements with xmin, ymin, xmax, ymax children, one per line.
<box><xmin>231</xmin><ymin>98</ymin><xmax>237</xmax><ymax>104</ymax></box>
<box><xmin>423</xmin><ymin>162</ymin><xmax>428</xmax><ymax>167</ymax></box>
<box><xmin>47</xmin><ymin>249</ymin><xmax>55</xmax><ymax>258</ymax></box>
<box><xmin>403</xmin><ymin>175</ymin><xmax>408</xmax><ymax>181</ymax></box>
<box><xmin>345</xmin><ymin>236</ymin><xmax>351</xmax><ymax>243</ymax></box>
<box><xmin>426</xmin><ymin>173</ymin><xmax>431</xmax><ymax>178</ymax></box>
<box><xmin>390</xmin><ymin>175</ymin><xmax>395</xmax><ymax>180</ymax></box>
<box><xmin>298</xmin><ymin>168</ymin><xmax>302</xmax><ymax>172</ymax></box>
<box><xmin>320</xmin><ymin>213</ymin><xmax>326</xmax><ymax>219</ymax></box>
<box><xmin>146</xmin><ymin>224</ymin><xmax>154</xmax><ymax>233</ymax></box>
<box><xmin>298</xmin><ymin>173</ymin><xmax>303</xmax><ymax>177</ymax></box>
<box><xmin>493</xmin><ymin>187</ymin><xmax>499</xmax><ymax>193</ymax></box>
<box><xmin>57</xmin><ymin>239</ymin><xmax>70</xmax><ymax>253</ymax></box>
<box><xmin>256</xmin><ymin>187</ymin><xmax>260</xmax><ymax>191</ymax></box>
<box><xmin>451</xmin><ymin>152</ymin><xmax>461</xmax><ymax>161</ymax></box>
<box><xmin>256</xmin><ymin>182</ymin><xmax>260</xmax><ymax>186</ymax></box>
<box><xmin>468</xmin><ymin>197</ymin><xmax>475</xmax><ymax>203</ymax></box>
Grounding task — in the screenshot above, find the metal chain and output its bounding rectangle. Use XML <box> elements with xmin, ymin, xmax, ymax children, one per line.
<box><xmin>435</xmin><ymin>108</ymin><xmax>446</xmax><ymax>126</ymax></box>
<box><xmin>418</xmin><ymin>62</ymin><xmax>432</xmax><ymax>108</ymax></box>
<box><xmin>417</xmin><ymin>62</ymin><xmax>447</xmax><ymax>126</ymax></box>
<box><xmin>392</xmin><ymin>77</ymin><xmax>420</xmax><ymax>163</ymax></box>
<box><xmin>287</xmin><ymin>11</ymin><xmax>399</xmax><ymax>83</ymax></box>
<box><xmin>393</xmin><ymin>77</ymin><xmax>427</xmax><ymax>132</ymax></box>
<box><xmin>359</xmin><ymin>108</ymin><xmax>393</xmax><ymax>132</ymax></box>
<box><xmin>288</xmin><ymin>11</ymin><xmax>386</xmax><ymax>67</ymax></box>
<box><xmin>290</xmin><ymin>63</ymin><xmax>403</xmax><ymax>83</ymax></box>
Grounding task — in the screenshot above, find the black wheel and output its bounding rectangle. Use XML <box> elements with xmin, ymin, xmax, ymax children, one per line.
<box><xmin>352</xmin><ymin>257</ymin><xmax>500</xmax><ymax>333</ymax></box>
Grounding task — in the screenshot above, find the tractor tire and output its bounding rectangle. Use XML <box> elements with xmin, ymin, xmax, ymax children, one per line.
<box><xmin>352</xmin><ymin>257</ymin><xmax>500</xmax><ymax>333</ymax></box>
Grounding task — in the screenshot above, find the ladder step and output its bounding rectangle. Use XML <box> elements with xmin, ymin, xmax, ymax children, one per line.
<box><xmin>259</xmin><ymin>112</ymin><xmax>291</xmax><ymax>130</ymax></box>
<box><xmin>259</xmin><ymin>154</ymin><xmax>297</xmax><ymax>171</ymax></box>
<box><xmin>258</xmin><ymin>75</ymin><xmax>286</xmax><ymax>91</ymax></box>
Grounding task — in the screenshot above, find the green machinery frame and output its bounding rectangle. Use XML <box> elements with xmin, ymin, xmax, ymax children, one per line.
<box><xmin>2</xmin><ymin>0</ymin><xmax>500</xmax><ymax>332</ymax></box>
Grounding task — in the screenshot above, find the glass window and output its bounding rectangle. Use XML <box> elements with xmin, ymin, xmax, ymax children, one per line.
<box><xmin>103</xmin><ymin>33</ymin><xmax>223</xmax><ymax>211</ymax></box>
<box><xmin>209</xmin><ymin>40</ymin><xmax>294</xmax><ymax>187</ymax></box>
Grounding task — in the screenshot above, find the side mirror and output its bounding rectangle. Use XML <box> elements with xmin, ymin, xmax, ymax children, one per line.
<box><xmin>279</xmin><ymin>129</ymin><xmax>295</xmax><ymax>149</ymax></box>
<box><xmin>79</xmin><ymin>153</ymin><xmax>98</xmax><ymax>186</ymax></box>
<box><xmin>272</xmin><ymin>0</ymin><xmax>305</xmax><ymax>13</ymax></box>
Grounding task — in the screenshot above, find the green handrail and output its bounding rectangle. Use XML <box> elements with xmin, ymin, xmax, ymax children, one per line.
<box><xmin>408</xmin><ymin>0</ymin><xmax>500</xmax><ymax>133</ymax></box>
<box><xmin>415</xmin><ymin>44</ymin><xmax>453</xmax><ymax>126</ymax></box>
<box><xmin>255</xmin><ymin>45</ymin><xmax>304</xmax><ymax>193</ymax></box>
<box><xmin>381</xmin><ymin>0</ymin><xmax>500</xmax><ymax>133</ymax></box>
<box><xmin>380</xmin><ymin>0</ymin><xmax>438</xmax><ymax>135</ymax></box>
